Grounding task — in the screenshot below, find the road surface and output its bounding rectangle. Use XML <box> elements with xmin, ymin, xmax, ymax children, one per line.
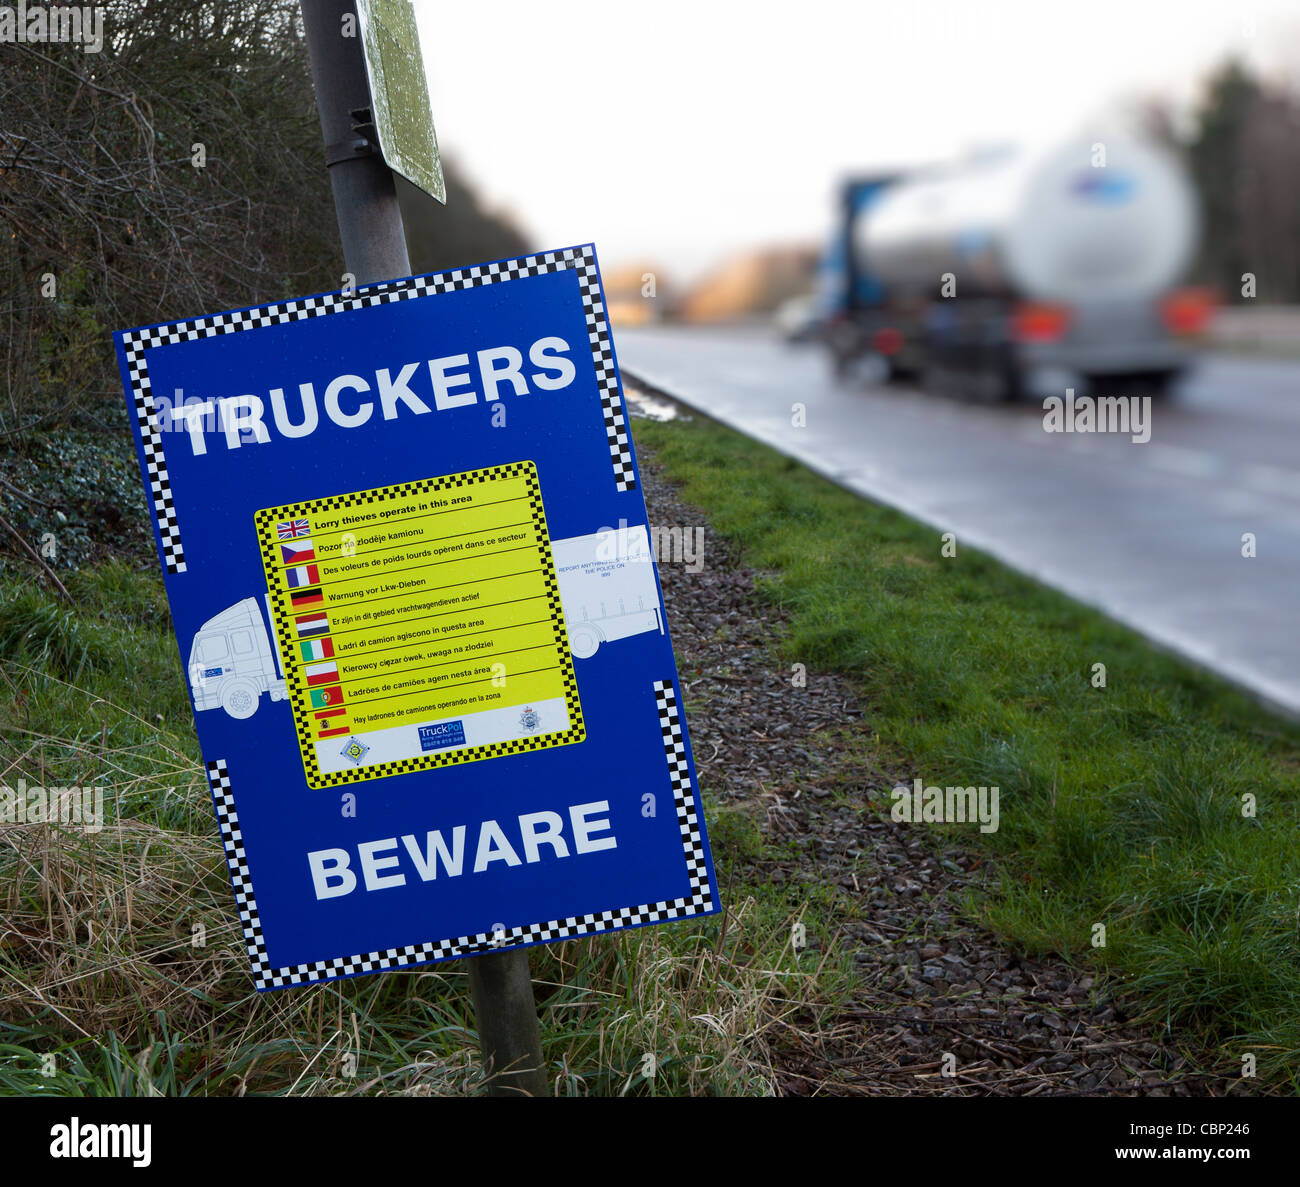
<box><xmin>617</xmin><ymin>325</ymin><xmax>1300</xmax><ymax>718</ymax></box>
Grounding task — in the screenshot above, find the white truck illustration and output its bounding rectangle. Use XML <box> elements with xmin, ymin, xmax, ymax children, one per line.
<box><xmin>551</xmin><ymin>525</ymin><xmax>665</xmax><ymax>659</ymax></box>
<box><xmin>188</xmin><ymin>596</ymin><xmax>288</xmax><ymax>719</ymax></box>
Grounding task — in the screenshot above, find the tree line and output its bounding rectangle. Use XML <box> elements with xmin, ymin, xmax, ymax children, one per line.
<box><xmin>1150</xmin><ymin>59</ymin><xmax>1300</xmax><ymax>303</ymax></box>
<box><xmin>0</xmin><ymin>0</ymin><xmax>529</xmax><ymax>439</ymax></box>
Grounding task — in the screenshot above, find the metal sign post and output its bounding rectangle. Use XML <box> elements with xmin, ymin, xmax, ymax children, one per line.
<box><xmin>300</xmin><ymin>0</ymin><xmax>408</xmax><ymax>285</ymax></box>
<box><xmin>299</xmin><ymin>0</ymin><xmax>544</xmax><ymax>1098</ymax></box>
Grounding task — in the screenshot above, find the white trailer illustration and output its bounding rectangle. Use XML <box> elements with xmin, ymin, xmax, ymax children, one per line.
<box><xmin>551</xmin><ymin>525</ymin><xmax>665</xmax><ymax>659</ymax></box>
<box><xmin>188</xmin><ymin>596</ymin><xmax>288</xmax><ymax>719</ymax></box>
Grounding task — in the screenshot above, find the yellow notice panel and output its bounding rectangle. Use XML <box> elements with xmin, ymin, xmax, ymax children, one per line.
<box><xmin>254</xmin><ymin>461</ymin><xmax>584</xmax><ymax>788</ymax></box>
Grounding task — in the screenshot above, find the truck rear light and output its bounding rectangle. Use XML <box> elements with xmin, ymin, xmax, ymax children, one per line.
<box><xmin>1159</xmin><ymin>287</ymin><xmax>1214</xmax><ymax>335</ymax></box>
<box><xmin>1011</xmin><ymin>302</ymin><xmax>1072</xmax><ymax>343</ymax></box>
<box><xmin>873</xmin><ymin>326</ymin><xmax>904</xmax><ymax>355</ymax></box>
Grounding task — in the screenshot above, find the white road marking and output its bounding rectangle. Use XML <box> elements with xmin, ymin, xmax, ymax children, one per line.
<box><xmin>1242</xmin><ymin>462</ymin><xmax>1300</xmax><ymax>501</ymax></box>
<box><xmin>619</xmin><ymin>331</ymin><xmax>1300</xmax><ymax>716</ymax></box>
<box><xmin>1143</xmin><ymin>443</ymin><xmax>1223</xmax><ymax>478</ymax></box>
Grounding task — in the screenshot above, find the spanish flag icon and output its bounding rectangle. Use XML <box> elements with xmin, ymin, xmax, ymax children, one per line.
<box><xmin>315</xmin><ymin>706</ymin><xmax>350</xmax><ymax>739</ymax></box>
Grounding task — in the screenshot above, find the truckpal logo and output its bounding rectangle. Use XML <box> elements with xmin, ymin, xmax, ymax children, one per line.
<box><xmin>419</xmin><ymin>721</ymin><xmax>466</xmax><ymax>751</ymax></box>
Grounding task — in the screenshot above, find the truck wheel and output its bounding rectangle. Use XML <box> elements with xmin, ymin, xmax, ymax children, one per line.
<box><xmin>995</xmin><ymin>360</ymin><xmax>1022</xmax><ymax>403</ymax></box>
<box><xmin>569</xmin><ymin>624</ymin><xmax>602</xmax><ymax>659</ymax></box>
<box><xmin>220</xmin><ymin>679</ymin><xmax>259</xmax><ymax>720</ymax></box>
<box><xmin>977</xmin><ymin>346</ymin><xmax>1022</xmax><ymax>403</ymax></box>
<box><xmin>923</xmin><ymin>363</ymin><xmax>962</xmax><ymax>400</ymax></box>
<box><xmin>1140</xmin><ymin>370</ymin><xmax>1181</xmax><ymax>401</ymax></box>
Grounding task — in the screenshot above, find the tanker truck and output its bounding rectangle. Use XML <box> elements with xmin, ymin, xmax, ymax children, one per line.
<box><xmin>822</xmin><ymin>132</ymin><xmax>1209</xmax><ymax>400</ymax></box>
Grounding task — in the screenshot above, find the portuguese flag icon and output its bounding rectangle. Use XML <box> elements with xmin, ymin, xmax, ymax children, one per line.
<box><xmin>310</xmin><ymin>686</ymin><xmax>344</xmax><ymax>710</ymax></box>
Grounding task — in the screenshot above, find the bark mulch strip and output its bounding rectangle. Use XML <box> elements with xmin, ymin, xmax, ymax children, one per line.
<box><xmin>632</xmin><ymin>390</ymin><xmax>1244</xmax><ymax>1098</ymax></box>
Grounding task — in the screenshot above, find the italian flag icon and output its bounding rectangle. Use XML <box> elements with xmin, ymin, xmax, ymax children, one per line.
<box><xmin>300</xmin><ymin>637</ymin><xmax>335</xmax><ymax>662</ymax></box>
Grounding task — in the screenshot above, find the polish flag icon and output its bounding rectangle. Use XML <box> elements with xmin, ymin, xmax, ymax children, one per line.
<box><xmin>305</xmin><ymin>661</ymin><xmax>338</xmax><ymax>686</ymax></box>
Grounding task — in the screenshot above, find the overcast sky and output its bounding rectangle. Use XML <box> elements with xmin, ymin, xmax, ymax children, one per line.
<box><xmin>413</xmin><ymin>0</ymin><xmax>1300</xmax><ymax>284</ymax></box>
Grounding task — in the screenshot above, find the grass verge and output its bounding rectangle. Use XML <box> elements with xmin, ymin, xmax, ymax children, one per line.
<box><xmin>633</xmin><ymin>412</ymin><xmax>1300</xmax><ymax>1090</ymax></box>
<box><xmin>0</xmin><ymin>497</ymin><xmax>849</xmax><ymax>1096</ymax></box>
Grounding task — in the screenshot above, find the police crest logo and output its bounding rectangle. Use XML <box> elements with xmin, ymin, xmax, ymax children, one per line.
<box><xmin>340</xmin><ymin>737</ymin><xmax>371</xmax><ymax>766</ymax></box>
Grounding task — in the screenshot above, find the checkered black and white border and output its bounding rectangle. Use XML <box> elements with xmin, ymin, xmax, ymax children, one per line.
<box><xmin>204</xmin><ymin>676</ymin><xmax>713</xmax><ymax>990</ymax></box>
<box><xmin>206</xmin><ymin>759</ymin><xmax>270</xmax><ymax>974</ymax></box>
<box><xmin>122</xmin><ymin>245</ymin><xmax>637</xmax><ymax>575</ymax></box>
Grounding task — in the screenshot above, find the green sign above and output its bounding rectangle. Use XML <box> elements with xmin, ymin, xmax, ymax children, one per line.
<box><xmin>356</xmin><ymin>0</ymin><xmax>445</xmax><ymax>203</ymax></box>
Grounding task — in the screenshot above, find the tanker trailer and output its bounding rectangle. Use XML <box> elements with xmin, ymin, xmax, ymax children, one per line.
<box><xmin>827</xmin><ymin>133</ymin><xmax>1208</xmax><ymax>400</ymax></box>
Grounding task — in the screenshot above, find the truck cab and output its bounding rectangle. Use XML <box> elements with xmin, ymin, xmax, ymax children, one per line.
<box><xmin>188</xmin><ymin>597</ymin><xmax>288</xmax><ymax>719</ymax></box>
